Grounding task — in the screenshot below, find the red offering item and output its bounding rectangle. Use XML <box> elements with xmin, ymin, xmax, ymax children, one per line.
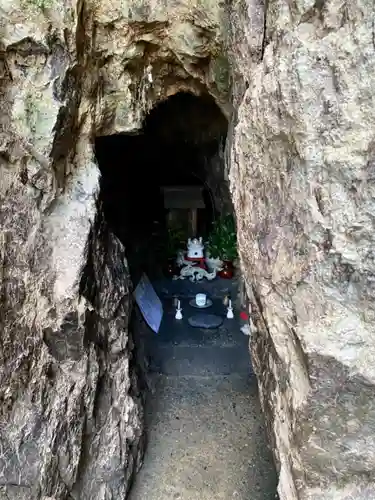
<box><xmin>218</xmin><ymin>260</ymin><xmax>234</xmax><ymax>279</ymax></box>
<box><xmin>240</xmin><ymin>311</ymin><xmax>249</xmax><ymax>321</ymax></box>
<box><xmin>185</xmin><ymin>255</ymin><xmax>207</xmax><ymax>270</ymax></box>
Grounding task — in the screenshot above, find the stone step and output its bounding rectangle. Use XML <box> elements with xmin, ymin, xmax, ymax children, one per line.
<box><xmin>149</xmin><ymin>344</ymin><xmax>253</xmax><ymax>376</ymax></box>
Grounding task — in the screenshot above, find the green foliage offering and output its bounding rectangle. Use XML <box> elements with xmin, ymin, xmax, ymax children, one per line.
<box><xmin>212</xmin><ymin>54</ymin><xmax>230</xmax><ymax>95</ymax></box>
<box><xmin>25</xmin><ymin>0</ymin><xmax>53</xmax><ymax>11</ymax></box>
<box><xmin>163</xmin><ymin>225</ymin><xmax>185</xmax><ymax>259</ymax></box>
<box><xmin>24</xmin><ymin>94</ymin><xmax>38</xmax><ymax>135</ymax></box>
<box><xmin>206</xmin><ymin>214</ymin><xmax>237</xmax><ymax>261</ymax></box>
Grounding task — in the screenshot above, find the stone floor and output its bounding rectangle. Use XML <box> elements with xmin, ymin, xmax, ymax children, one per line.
<box><xmin>129</xmin><ymin>278</ymin><xmax>278</xmax><ymax>500</ymax></box>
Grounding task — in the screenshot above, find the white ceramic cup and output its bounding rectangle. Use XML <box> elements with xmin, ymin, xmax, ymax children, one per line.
<box><xmin>196</xmin><ymin>293</ymin><xmax>207</xmax><ymax>307</ymax></box>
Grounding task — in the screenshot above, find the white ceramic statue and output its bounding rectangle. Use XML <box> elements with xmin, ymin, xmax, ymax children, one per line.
<box><xmin>187</xmin><ymin>237</ymin><xmax>204</xmax><ymax>259</ymax></box>
<box><xmin>172</xmin><ymin>236</ymin><xmax>222</xmax><ymax>282</ymax></box>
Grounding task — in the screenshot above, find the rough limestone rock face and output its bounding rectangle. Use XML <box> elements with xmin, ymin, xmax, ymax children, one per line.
<box><xmin>3</xmin><ymin>0</ymin><xmax>374</xmax><ymax>496</ymax></box>
<box><xmin>0</xmin><ymin>0</ymin><xmax>229</xmax><ymax>498</ymax></box>
<box><xmin>229</xmin><ymin>1</ymin><xmax>375</xmax><ymax>499</ymax></box>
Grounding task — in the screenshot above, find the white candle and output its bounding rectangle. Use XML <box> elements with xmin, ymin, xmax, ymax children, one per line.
<box><xmin>177</xmin><ymin>300</ymin><xmax>181</xmax><ymax>309</ymax></box>
<box><xmin>229</xmin><ymin>299</ymin><xmax>232</xmax><ymax>308</ymax></box>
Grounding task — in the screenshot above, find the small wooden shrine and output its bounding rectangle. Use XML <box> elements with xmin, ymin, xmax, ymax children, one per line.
<box><xmin>161</xmin><ymin>185</ymin><xmax>205</xmax><ymax>236</ymax></box>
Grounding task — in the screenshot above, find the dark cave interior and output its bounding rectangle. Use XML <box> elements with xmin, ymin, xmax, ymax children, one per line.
<box><xmin>94</xmin><ymin>91</ymin><xmax>229</xmax><ymax>281</ymax></box>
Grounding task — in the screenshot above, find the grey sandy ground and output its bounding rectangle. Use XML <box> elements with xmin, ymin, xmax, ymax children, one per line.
<box><xmin>129</xmin><ymin>374</ymin><xmax>277</xmax><ymax>500</ymax></box>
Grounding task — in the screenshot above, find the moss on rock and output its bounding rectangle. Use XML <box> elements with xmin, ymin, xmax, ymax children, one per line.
<box><xmin>211</xmin><ymin>53</ymin><xmax>230</xmax><ymax>96</ymax></box>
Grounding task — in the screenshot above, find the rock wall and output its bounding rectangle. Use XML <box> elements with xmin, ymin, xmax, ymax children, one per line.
<box><xmin>229</xmin><ymin>0</ymin><xmax>375</xmax><ymax>498</ymax></box>
<box><xmin>204</xmin><ymin>139</ymin><xmax>234</xmax><ymax>215</ymax></box>
<box><xmin>0</xmin><ymin>0</ymin><xmax>230</xmax><ymax>498</ymax></box>
<box><xmin>78</xmin><ymin>202</ymin><xmax>145</xmax><ymax>499</ymax></box>
<box><xmin>4</xmin><ymin>0</ymin><xmax>374</xmax><ymax>497</ymax></box>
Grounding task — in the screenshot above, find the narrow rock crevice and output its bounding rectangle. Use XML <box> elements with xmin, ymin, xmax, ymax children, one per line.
<box><xmin>260</xmin><ymin>0</ymin><xmax>268</xmax><ymax>61</ymax></box>
<box><xmin>77</xmin><ymin>198</ymin><xmax>145</xmax><ymax>498</ymax></box>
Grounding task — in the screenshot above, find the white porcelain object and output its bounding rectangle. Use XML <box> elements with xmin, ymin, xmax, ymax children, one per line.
<box><xmin>175</xmin><ymin>300</ymin><xmax>183</xmax><ymax>320</ymax></box>
<box><xmin>189</xmin><ymin>298</ymin><xmax>213</xmax><ymax>309</ymax></box>
<box><xmin>195</xmin><ymin>293</ymin><xmax>207</xmax><ymax>307</ymax></box>
<box><xmin>226</xmin><ymin>299</ymin><xmax>234</xmax><ymax>319</ymax></box>
<box><xmin>187</xmin><ymin>237</ymin><xmax>204</xmax><ymax>259</ymax></box>
<box><xmin>241</xmin><ymin>324</ymin><xmax>251</xmax><ymax>336</ymax></box>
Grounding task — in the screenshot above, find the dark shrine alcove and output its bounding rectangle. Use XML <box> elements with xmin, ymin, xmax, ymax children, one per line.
<box><xmin>94</xmin><ymin>91</ymin><xmax>230</xmax><ymax>280</ymax></box>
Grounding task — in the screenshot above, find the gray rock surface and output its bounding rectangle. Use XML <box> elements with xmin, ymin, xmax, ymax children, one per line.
<box><xmin>0</xmin><ymin>195</ymin><xmax>145</xmax><ymax>499</ymax></box>
<box><xmin>229</xmin><ymin>0</ymin><xmax>375</xmax><ymax>498</ymax></box>
<box><xmin>0</xmin><ymin>0</ymin><xmax>232</xmax><ymax>497</ymax></box>
<box><xmin>2</xmin><ymin>0</ymin><xmax>375</xmax><ymax>497</ymax></box>
<box><xmin>0</xmin><ymin>0</ymin><xmax>230</xmax><ymax>500</ymax></box>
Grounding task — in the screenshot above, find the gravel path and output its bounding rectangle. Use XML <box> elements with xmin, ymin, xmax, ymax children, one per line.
<box><xmin>129</xmin><ymin>280</ymin><xmax>278</xmax><ymax>499</ymax></box>
<box><xmin>129</xmin><ymin>374</ymin><xmax>277</xmax><ymax>499</ymax></box>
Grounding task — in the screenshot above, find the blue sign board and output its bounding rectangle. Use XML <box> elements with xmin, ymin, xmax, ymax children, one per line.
<box><xmin>134</xmin><ymin>274</ymin><xmax>163</xmax><ymax>333</ymax></box>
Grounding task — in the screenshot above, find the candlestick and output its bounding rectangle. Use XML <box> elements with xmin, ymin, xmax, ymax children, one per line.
<box><xmin>175</xmin><ymin>300</ymin><xmax>183</xmax><ymax>320</ymax></box>
<box><xmin>226</xmin><ymin>299</ymin><xmax>234</xmax><ymax>319</ymax></box>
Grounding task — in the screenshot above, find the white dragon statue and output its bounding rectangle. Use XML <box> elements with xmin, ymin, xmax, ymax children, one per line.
<box><xmin>174</xmin><ymin>251</ymin><xmax>223</xmax><ymax>283</ymax></box>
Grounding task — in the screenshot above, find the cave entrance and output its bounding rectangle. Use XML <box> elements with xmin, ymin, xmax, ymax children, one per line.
<box><xmin>92</xmin><ymin>91</ymin><xmax>277</xmax><ymax>499</ymax></box>
<box><xmin>95</xmin><ymin>91</ymin><xmax>230</xmax><ymax>283</ymax></box>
